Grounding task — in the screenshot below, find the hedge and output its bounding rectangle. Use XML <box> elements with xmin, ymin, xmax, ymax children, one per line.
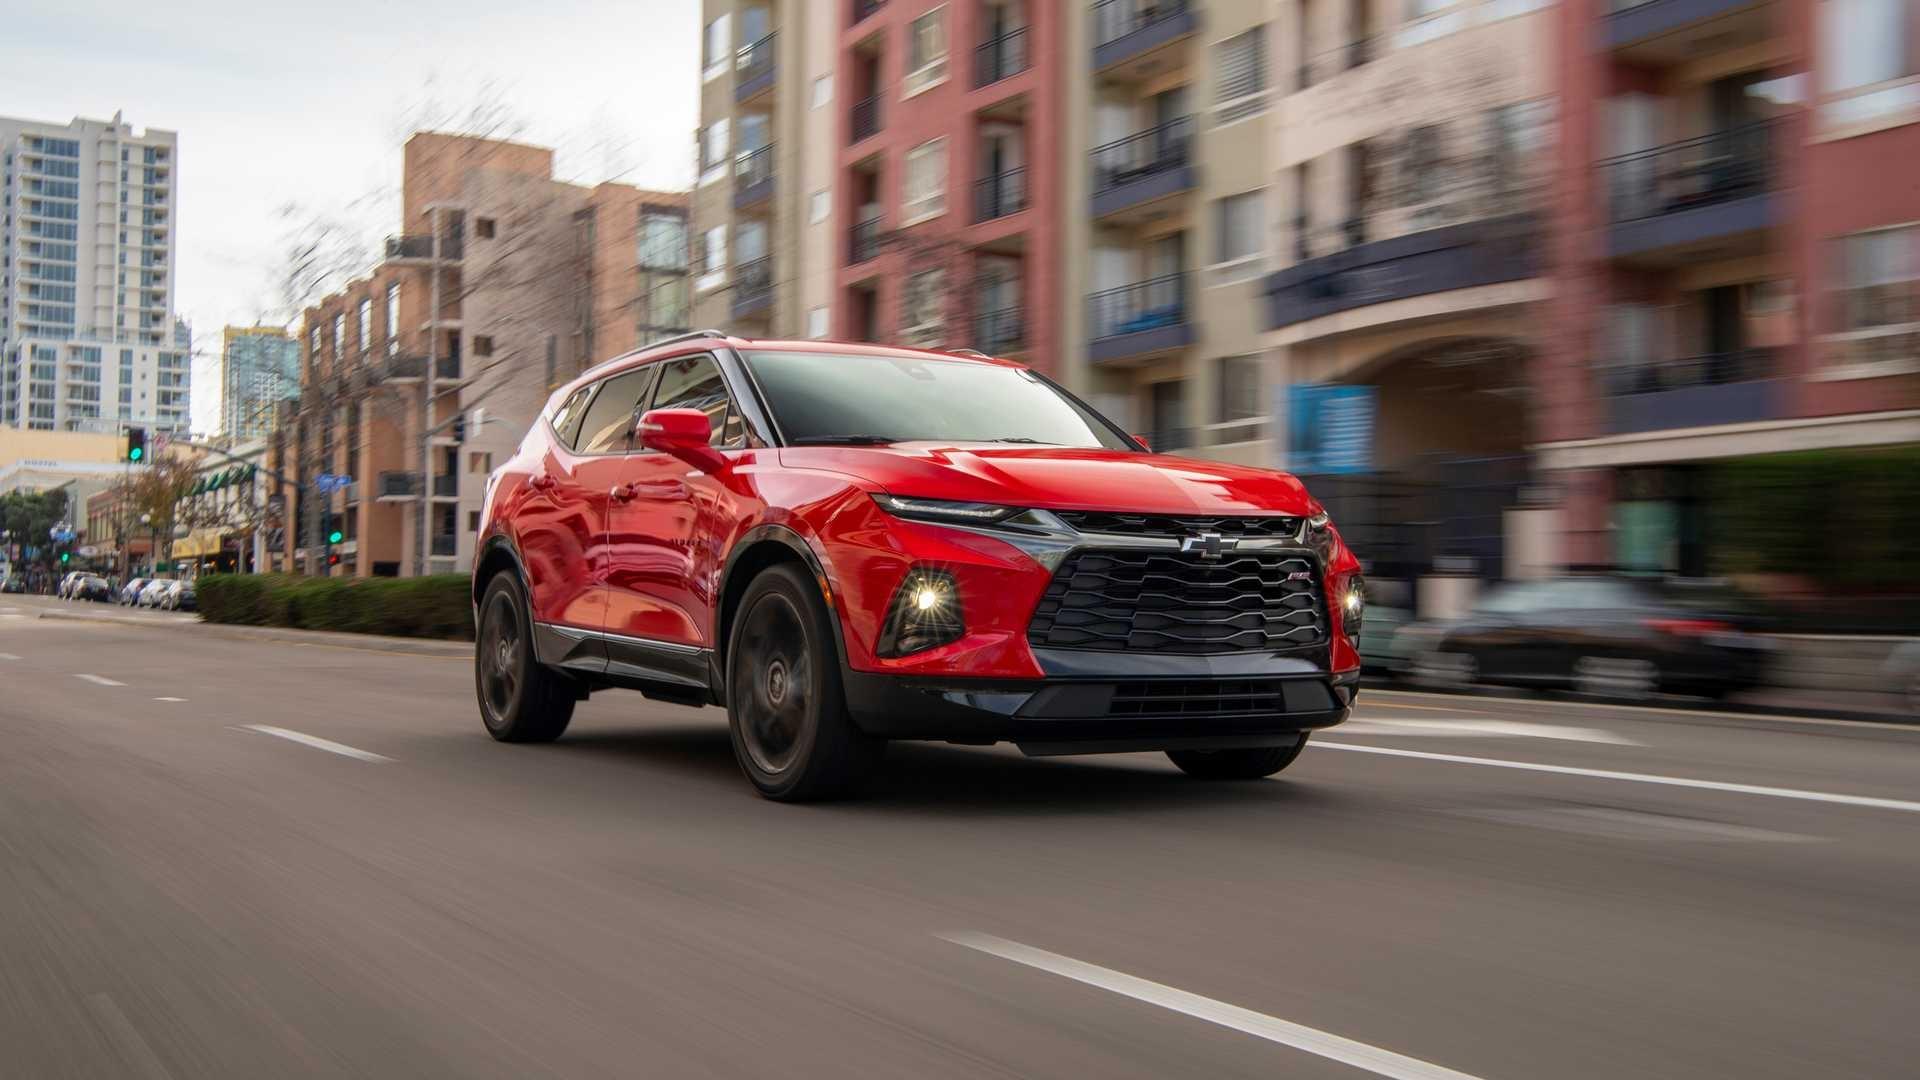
<box><xmin>196</xmin><ymin>573</ymin><xmax>473</xmax><ymax>640</ymax></box>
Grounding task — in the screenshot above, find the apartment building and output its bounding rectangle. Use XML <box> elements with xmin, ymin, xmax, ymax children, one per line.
<box><xmin>220</xmin><ymin>325</ymin><xmax>300</xmax><ymax>441</ymax></box>
<box><xmin>1540</xmin><ymin>0</ymin><xmax>1920</xmax><ymax>575</ymax></box>
<box><xmin>281</xmin><ymin>133</ymin><xmax>690</xmax><ymax>577</ymax></box>
<box><xmin>0</xmin><ymin>113</ymin><xmax>189</xmax><ymax>435</ymax></box>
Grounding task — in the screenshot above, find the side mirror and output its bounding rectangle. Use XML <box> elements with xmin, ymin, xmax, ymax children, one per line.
<box><xmin>636</xmin><ymin>408</ymin><xmax>726</xmax><ymax>471</ymax></box>
<box><xmin>1132</xmin><ymin>433</ymin><xmax>1152</xmax><ymax>451</ymax></box>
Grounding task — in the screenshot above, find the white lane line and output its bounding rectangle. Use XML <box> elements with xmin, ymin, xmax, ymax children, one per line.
<box><xmin>1365</xmin><ymin>688</ymin><xmax>1920</xmax><ymax>735</ymax></box>
<box><xmin>154</xmin><ymin>696</ymin><xmax>186</xmax><ymax>703</ymax></box>
<box><xmin>1343</xmin><ymin>718</ymin><xmax>1639</xmax><ymax>746</ymax></box>
<box><xmin>74</xmin><ymin>673</ymin><xmax>126</xmax><ymax>686</ymax></box>
<box><xmin>1457</xmin><ymin>806</ymin><xmax>1819</xmax><ymax>844</ymax></box>
<box><xmin>235</xmin><ymin>725</ymin><xmax>393</xmax><ymax>763</ymax></box>
<box><xmin>942</xmin><ymin>932</ymin><xmax>1487</xmax><ymax>1080</ymax></box>
<box><xmin>1316</xmin><ymin>742</ymin><xmax>1920</xmax><ymax>815</ymax></box>
<box><xmin>0</xmin><ymin>652</ymin><xmax>19</xmax><ymax>660</ymax></box>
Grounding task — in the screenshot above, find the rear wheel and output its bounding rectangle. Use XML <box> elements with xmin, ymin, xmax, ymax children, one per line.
<box><xmin>726</xmin><ymin>563</ymin><xmax>883</xmax><ymax>801</ymax></box>
<box><xmin>1167</xmin><ymin>735</ymin><xmax>1309</xmax><ymax>780</ymax></box>
<box><xmin>1573</xmin><ymin>655</ymin><xmax>1658</xmax><ymax>700</ymax></box>
<box><xmin>475</xmin><ymin>572</ymin><xmax>575</xmax><ymax>743</ymax></box>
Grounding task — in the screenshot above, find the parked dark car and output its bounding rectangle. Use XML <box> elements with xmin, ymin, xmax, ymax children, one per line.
<box><xmin>75</xmin><ymin>574</ymin><xmax>115</xmax><ymax>603</ymax></box>
<box><xmin>1</xmin><ymin>575</ymin><xmax>24</xmax><ymax>594</ymax></box>
<box><xmin>1398</xmin><ymin>575</ymin><xmax>1774</xmax><ymax>700</ymax></box>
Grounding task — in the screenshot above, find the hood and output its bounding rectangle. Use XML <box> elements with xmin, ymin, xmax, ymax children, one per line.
<box><xmin>779</xmin><ymin>444</ymin><xmax>1317</xmax><ymax>516</ymax></box>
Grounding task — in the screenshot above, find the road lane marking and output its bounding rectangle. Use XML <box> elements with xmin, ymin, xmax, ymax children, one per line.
<box><xmin>941</xmin><ymin>932</ymin><xmax>1487</xmax><ymax>1080</ymax></box>
<box><xmin>1315</xmin><ymin>742</ymin><xmax>1920</xmax><ymax>814</ymax></box>
<box><xmin>75</xmin><ymin>673</ymin><xmax>125</xmax><ymax>686</ymax></box>
<box><xmin>0</xmin><ymin>652</ymin><xmax>19</xmax><ymax>660</ymax></box>
<box><xmin>1457</xmin><ymin>806</ymin><xmax>1819</xmax><ymax>843</ymax></box>
<box><xmin>154</xmin><ymin>696</ymin><xmax>186</xmax><ymax>702</ymax></box>
<box><xmin>1343</xmin><ymin>718</ymin><xmax>1639</xmax><ymax>746</ymax></box>
<box><xmin>1365</xmin><ymin>688</ymin><xmax>1920</xmax><ymax>735</ymax></box>
<box><xmin>236</xmin><ymin>725</ymin><xmax>393</xmax><ymax>763</ymax></box>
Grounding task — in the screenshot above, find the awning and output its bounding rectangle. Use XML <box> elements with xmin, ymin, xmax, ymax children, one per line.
<box><xmin>171</xmin><ymin>527</ymin><xmax>227</xmax><ymax>559</ymax></box>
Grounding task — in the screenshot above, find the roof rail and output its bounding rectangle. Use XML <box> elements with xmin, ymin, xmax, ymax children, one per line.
<box><xmin>947</xmin><ymin>348</ymin><xmax>992</xmax><ymax>359</ymax></box>
<box><xmin>646</xmin><ymin>329</ymin><xmax>731</xmax><ymax>349</ymax></box>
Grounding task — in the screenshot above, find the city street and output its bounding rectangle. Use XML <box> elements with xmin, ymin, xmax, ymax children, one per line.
<box><xmin>2</xmin><ymin>596</ymin><xmax>1917</xmax><ymax>1079</ymax></box>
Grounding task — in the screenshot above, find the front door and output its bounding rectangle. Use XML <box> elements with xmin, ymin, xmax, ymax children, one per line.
<box><xmin>559</xmin><ymin>363</ymin><xmax>658</xmax><ymax>631</ymax></box>
<box><xmin>601</xmin><ymin>353</ymin><xmax>746</xmax><ymax>657</ymax></box>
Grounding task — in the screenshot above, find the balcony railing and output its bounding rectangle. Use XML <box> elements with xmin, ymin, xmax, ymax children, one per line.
<box><xmin>435</xmin><ymin>355</ymin><xmax>461</xmax><ymax>380</ymax></box>
<box><xmin>973</xmin><ymin>168</ymin><xmax>1029</xmax><ymax>222</ymax></box>
<box><xmin>1602</xmin><ymin>119</ymin><xmax>1777</xmax><ymax>224</ymax></box>
<box><xmin>735</xmin><ymin>144</ymin><xmax>774</xmax><ymax>203</ymax></box>
<box><xmin>736</xmin><ymin>32</ymin><xmax>775</xmax><ymax>83</ymax></box>
<box><xmin>1604</xmin><ymin>348</ymin><xmax>1781</xmax><ymax>433</ymax></box>
<box><xmin>1299</xmin><ymin>37</ymin><xmax>1376</xmax><ymax>89</ymax></box>
<box><xmin>1090</xmin><ymin>117</ymin><xmax>1193</xmax><ymax>196</ymax></box>
<box><xmin>432</xmin><ymin>473</ymin><xmax>458</xmax><ymax>497</ymax></box>
<box><xmin>853</xmin><ymin>0</ymin><xmax>885</xmax><ymax>25</ymax></box>
<box><xmin>850</xmin><ymin>95</ymin><xmax>882</xmax><ymax>143</ymax></box>
<box><xmin>973</xmin><ymin>305</ymin><xmax>1026</xmax><ymax>354</ymax></box>
<box><xmin>1092</xmin><ymin>0</ymin><xmax>1192</xmax><ymax>49</ymax></box>
<box><xmin>431</xmin><ymin>534</ymin><xmax>456</xmax><ymax>557</ymax></box>
<box><xmin>1604</xmin><ymin>348</ymin><xmax>1775</xmax><ymax>398</ymax></box>
<box><xmin>848</xmin><ymin>217</ymin><xmax>884</xmax><ymax>265</ymax></box>
<box><xmin>733</xmin><ymin>255</ymin><xmax>774</xmax><ymax>315</ymax></box>
<box><xmin>384</xmin><ymin>233</ymin><xmax>463</xmax><ymax>261</ymax></box>
<box><xmin>1089</xmin><ymin>273</ymin><xmax>1188</xmax><ymax>341</ymax></box>
<box><xmin>974</xmin><ymin>27</ymin><xmax>1030</xmax><ymax>87</ymax></box>
<box><xmin>377</xmin><ymin>471</ymin><xmax>422</xmax><ymax>499</ymax></box>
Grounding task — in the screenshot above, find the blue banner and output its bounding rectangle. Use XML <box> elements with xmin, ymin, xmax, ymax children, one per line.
<box><xmin>1285</xmin><ymin>384</ymin><xmax>1376</xmax><ymax>475</ymax></box>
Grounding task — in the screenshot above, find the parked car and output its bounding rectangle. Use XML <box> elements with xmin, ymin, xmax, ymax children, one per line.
<box><xmin>156</xmin><ymin>579</ymin><xmax>196</xmax><ymax>612</ymax></box>
<box><xmin>136</xmin><ymin>578</ymin><xmax>176</xmax><ymax>608</ymax></box>
<box><xmin>118</xmin><ymin>577</ymin><xmax>150</xmax><ymax>606</ymax></box>
<box><xmin>1884</xmin><ymin>642</ymin><xmax>1920</xmax><ymax>716</ymax></box>
<box><xmin>57</xmin><ymin>570</ymin><xmax>84</xmax><ymax>599</ymax></box>
<box><xmin>74</xmin><ymin>574</ymin><xmax>114</xmax><ymax>603</ymax></box>
<box><xmin>1397</xmin><ymin>575</ymin><xmax>1774</xmax><ymax>700</ymax></box>
<box><xmin>1</xmin><ymin>574</ymin><xmax>24</xmax><ymax>594</ymax></box>
<box><xmin>474</xmin><ymin>334</ymin><xmax>1367</xmax><ymax>800</ymax></box>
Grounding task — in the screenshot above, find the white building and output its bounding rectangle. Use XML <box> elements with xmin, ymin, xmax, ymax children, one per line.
<box><xmin>0</xmin><ymin>112</ymin><xmax>189</xmax><ymax>435</ymax></box>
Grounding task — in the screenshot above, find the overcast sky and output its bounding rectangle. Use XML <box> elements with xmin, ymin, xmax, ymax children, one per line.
<box><xmin>2</xmin><ymin>0</ymin><xmax>699</xmax><ymax>434</ymax></box>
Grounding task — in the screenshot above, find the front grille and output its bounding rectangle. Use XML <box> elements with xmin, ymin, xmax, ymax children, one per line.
<box><xmin>1111</xmin><ymin>680</ymin><xmax>1287</xmax><ymax>716</ymax></box>
<box><xmin>1054</xmin><ymin>511</ymin><xmax>1301</xmax><ymax>539</ymax></box>
<box><xmin>1027</xmin><ymin>550</ymin><xmax>1327</xmax><ymax>654</ymax></box>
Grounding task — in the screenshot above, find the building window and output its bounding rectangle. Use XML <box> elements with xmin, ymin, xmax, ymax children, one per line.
<box><xmin>903</xmin><ymin>138</ymin><xmax>948</xmax><ymax>223</ymax></box>
<box><xmin>649</xmin><ymin>276</ymin><xmax>690</xmax><ymax>328</ymax></box>
<box><xmin>385</xmin><ymin>283</ymin><xmax>400</xmax><ymax>355</ymax></box>
<box><xmin>811</xmin><ymin>74</ymin><xmax>833</xmax><ymax>110</ymax></box>
<box><xmin>474</xmin><ymin>335</ymin><xmax>495</xmax><ymax>357</ymax></box>
<box><xmin>1214</xmin><ymin>355</ymin><xmax>1265</xmax><ymax>442</ymax></box>
<box><xmin>698</xmin><ymin>225</ymin><xmax>728</xmax><ymax>289</ymax></box>
<box><xmin>1826</xmin><ymin>225</ymin><xmax>1919</xmax><ymax>374</ymax></box>
<box><xmin>357</xmin><ymin>298</ymin><xmax>372</xmax><ymax>353</ymax></box>
<box><xmin>468</xmin><ymin>510</ymin><xmax>481</xmax><ymax>533</ymax></box>
<box><xmin>808</xmin><ymin>306</ymin><xmax>829</xmax><ymax>339</ymax></box>
<box><xmin>703</xmin><ymin>14</ymin><xmax>732</xmax><ymax>80</ymax></box>
<box><xmin>701</xmin><ymin>119</ymin><xmax>731</xmax><ymax>171</ymax></box>
<box><xmin>475</xmin><ymin>217</ymin><xmax>496</xmax><ymax>239</ymax></box>
<box><xmin>1213</xmin><ymin>191</ymin><xmax>1265</xmax><ymax>265</ymax></box>
<box><xmin>901</xmin><ymin>269</ymin><xmax>946</xmax><ymax>347</ymax></box>
<box><xmin>332</xmin><ymin>313</ymin><xmax>346</xmax><ymax>355</ymax></box>
<box><xmin>809</xmin><ymin>189</ymin><xmax>831</xmax><ymax>224</ymax></box>
<box><xmin>1213</xmin><ymin>27</ymin><xmax>1270</xmax><ymax>124</ymax></box>
<box><xmin>1820</xmin><ymin>0</ymin><xmax>1911</xmax><ymax>93</ymax></box>
<box><xmin>469</xmin><ymin>451</ymin><xmax>493</xmax><ymax>474</ymax></box>
<box><xmin>639</xmin><ymin>212</ymin><xmax>688</xmax><ymax>269</ymax></box>
<box><xmin>905</xmin><ymin>7</ymin><xmax>950</xmax><ymax>96</ymax></box>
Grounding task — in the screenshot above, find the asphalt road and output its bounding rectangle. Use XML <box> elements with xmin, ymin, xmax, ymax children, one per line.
<box><xmin>3</xmin><ymin>595</ymin><xmax>1918</xmax><ymax>1079</ymax></box>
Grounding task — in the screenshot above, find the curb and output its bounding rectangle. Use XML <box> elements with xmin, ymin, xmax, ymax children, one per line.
<box><xmin>35</xmin><ymin>609</ymin><xmax>473</xmax><ymax>658</ymax></box>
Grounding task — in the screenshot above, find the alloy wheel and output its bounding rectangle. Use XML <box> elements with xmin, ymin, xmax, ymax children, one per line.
<box><xmin>733</xmin><ymin>591</ymin><xmax>814</xmax><ymax>776</ymax></box>
<box><xmin>479</xmin><ymin>589</ymin><xmax>521</xmax><ymax>721</ymax></box>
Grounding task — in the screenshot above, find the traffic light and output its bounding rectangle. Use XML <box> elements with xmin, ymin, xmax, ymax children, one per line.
<box><xmin>328</xmin><ymin>553</ymin><xmax>342</xmax><ymax>567</ymax></box>
<box><xmin>328</xmin><ymin>527</ymin><xmax>344</xmax><ymax>545</ymax></box>
<box><xmin>125</xmin><ymin>426</ymin><xmax>147</xmax><ymax>462</ymax></box>
<box><xmin>59</xmin><ymin>551</ymin><xmax>70</xmax><ymax>564</ymax></box>
<box><xmin>450</xmin><ymin>414</ymin><xmax>467</xmax><ymax>442</ymax></box>
<box><xmin>323</xmin><ymin>511</ymin><xmax>343</xmax><ymax>546</ymax></box>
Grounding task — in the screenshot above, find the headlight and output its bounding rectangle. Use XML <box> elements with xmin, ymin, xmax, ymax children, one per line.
<box><xmin>872</xmin><ymin>493</ymin><xmax>1021</xmax><ymax>524</ymax></box>
<box><xmin>876</xmin><ymin>567</ymin><xmax>965</xmax><ymax>657</ymax></box>
<box><xmin>1341</xmin><ymin>575</ymin><xmax>1365</xmax><ymax>637</ymax></box>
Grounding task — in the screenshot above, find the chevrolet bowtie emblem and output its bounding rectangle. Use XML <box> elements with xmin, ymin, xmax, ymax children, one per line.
<box><xmin>1179</xmin><ymin>532</ymin><xmax>1237</xmax><ymax>560</ymax></box>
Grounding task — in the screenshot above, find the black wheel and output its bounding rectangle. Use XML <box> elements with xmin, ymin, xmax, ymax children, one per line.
<box><xmin>475</xmin><ymin>572</ymin><xmax>575</xmax><ymax>743</ymax></box>
<box><xmin>726</xmin><ymin>563</ymin><xmax>883</xmax><ymax>801</ymax></box>
<box><xmin>1167</xmin><ymin>734</ymin><xmax>1309</xmax><ymax>780</ymax></box>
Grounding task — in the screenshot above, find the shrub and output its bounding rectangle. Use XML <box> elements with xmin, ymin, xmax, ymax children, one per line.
<box><xmin>197</xmin><ymin>573</ymin><xmax>473</xmax><ymax>640</ymax></box>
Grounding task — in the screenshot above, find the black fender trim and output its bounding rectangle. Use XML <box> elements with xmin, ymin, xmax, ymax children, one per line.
<box><xmin>713</xmin><ymin>523</ymin><xmax>853</xmax><ymax>705</ymax></box>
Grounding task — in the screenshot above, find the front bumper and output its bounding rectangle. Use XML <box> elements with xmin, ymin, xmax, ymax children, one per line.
<box><xmin>842</xmin><ymin>651</ymin><xmax>1357</xmax><ymax>756</ymax></box>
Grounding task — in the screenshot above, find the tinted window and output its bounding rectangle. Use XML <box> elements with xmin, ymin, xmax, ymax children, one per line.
<box><xmin>743</xmin><ymin>350</ymin><xmax>1133</xmax><ymax>449</ymax></box>
<box><xmin>648</xmin><ymin>354</ymin><xmax>743</xmax><ymax>448</ymax></box>
<box><xmin>576</xmin><ymin>367</ymin><xmax>657</xmax><ymax>455</ymax></box>
<box><xmin>549</xmin><ymin>385</ymin><xmax>595</xmax><ymax>450</ymax></box>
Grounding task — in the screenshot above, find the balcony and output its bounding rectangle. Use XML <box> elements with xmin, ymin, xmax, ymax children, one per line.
<box><xmin>973</xmin><ymin>305</ymin><xmax>1026</xmax><ymax>355</ymax></box>
<box><xmin>852</xmin><ymin>0</ymin><xmax>885</xmax><ymax>26</ymax></box>
<box><xmin>850</xmin><ymin>95</ymin><xmax>883</xmax><ymax>144</ymax></box>
<box><xmin>1604</xmin><ymin>348</ymin><xmax>1783</xmax><ymax>434</ymax></box>
<box><xmin>384</xmin><ymin>233</ymin><xmax>463</xmax><ymax>263</ymax></box>
<box><xmin>1602</xmin><ymin>119</ymin><xmax>1778</xmax><ymax>262</ymax></box>
<box><xmin>385</xmin><ymin>353</ymin><xmax>428</xmax><ymax>381</ymax></box>
<box><xmin>431</xmin><ymin>533</ymin><xmax>457</xmax><ymax>558</ymax></box>
<box><xmin>848</xmin><ymin>217</ymin><xmax>884</xmax><ymax>266</ymax></box>
<box><xmin>435</xmin><ymin>355</ymin><xmax>462</xmax><ymax>381</ymax></box>
<box><xmin>973</xmin><ymin>168</ymin><xmax>1029</xmax><ymax>222</ymax></box>
<box><xmin>431</xmin><ymin>473</ymin><xmax>458</xmax><ymax>498</ymax></box>
<box><xmin>1090</xmin><ymin>118</ymin><xmax>1194</xmax><ymax>220</ymax></box>
<box><xmin>1092</xmin><ymin>0</ymin><xmax>1196</xmax><ymax>74</ymax></box>
<box><xmin>1088</xmin><ymin>273</ymin><xmax>1192</xmax><ymax>363</ymax></box>
<box><xmin>1298</xmin><ymin>37</ymin><xmax>1376</xmax><ymax>91</ymax></box>
<box><xmin>1264</xmin><ymin>215</ymin><xmax>1540</xmax><ymax>332</ymax></box>
<box><xmin>974</xmin><ymin>27</ymin><xmax>1030</xmax><ymax>88</ymax></box>
<box><xmin>736</xmin><ymin>32</ymin><xmax>777</xmax><ymax>104</ymax></box>
<box><xmin>1604</xmin><ymin>0</ymin><xmax>1769</xmax><ymax>54</ymax></box>
<box><xmin>734</xmin><ymin>144</ymin><xmax>774</xmax><ymax>210</ymax></box>
<box><xmin>732</xmin><ymin>255</ymin><xmax>774</xmax><ymax>319</ymax></box>
<box><xmin>376</xmin><ymin>471</ymin><xmax>422</xmax><ymax>501</ymax></box>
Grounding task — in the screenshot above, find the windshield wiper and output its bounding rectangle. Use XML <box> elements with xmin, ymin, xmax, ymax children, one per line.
<box><xmin>977</xmin><ymin>437</ymin><xmax>1058</xmax><ymax>445</ymax></box>
<box><xmin>787</xmin><ymin>434</ymin><xmax>905</xmax><ymax>446</ymax></box>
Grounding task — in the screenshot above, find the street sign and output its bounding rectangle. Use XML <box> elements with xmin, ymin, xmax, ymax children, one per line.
<box><xmin>1282</xmin><ymin>384</ymin><xmax>1377</xmax><ymax>476</ymax></box>
<box><xmin>77</xmin><ymin>545</ymin><xmax>99</xmax><ymax>558</ymax></box>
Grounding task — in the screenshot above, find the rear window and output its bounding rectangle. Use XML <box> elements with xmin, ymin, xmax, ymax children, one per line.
<box><xmin>549</xmin><ymin>385</ymin><xmax>595</xmax><ymax>450</ymax></box>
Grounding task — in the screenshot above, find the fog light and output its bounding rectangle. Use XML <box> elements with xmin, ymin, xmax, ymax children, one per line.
<box><xmin>1342</xmin><ymin>576</ymin><xmax>1365</xmax><ymax>637</ymax></box>
<box><xmin>878</xmin><ymin>568</ymin><xmax>964</xmax><ymax>658</ymax></box>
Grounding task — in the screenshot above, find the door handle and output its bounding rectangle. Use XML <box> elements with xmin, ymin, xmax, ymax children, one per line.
<box><xmin>528</xmin><ymin>473</ymin><xmax>556</xmax><ymax>491</ymax></box>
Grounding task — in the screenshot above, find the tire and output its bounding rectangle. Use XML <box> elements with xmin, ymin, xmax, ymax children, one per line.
<box><xmin>1167</xmin><ymin>734</ymin><xmax>1310</xmax><ymax>780</ymax></box>
<box><xmin>475</xmin><ymin>571</ymin><xmax>575</xmax><ymax>743</ymax></box>
<box><xmin>725</xmin><ymin>563</ymin><xmax>883</xmax><ymax>801</ymax></box>
<box><xmin>1573</xmin><ymin>655</ymin><xmax>1658</xmax><ymax>700</ymax></box>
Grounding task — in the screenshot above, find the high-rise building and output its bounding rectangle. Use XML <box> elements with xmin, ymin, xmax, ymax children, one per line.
<box><xmin>220</xmin><ymin>325</ymin><xmax>301</xmax><ymax>441</ymax></box>
<box><xmin>0</xmin><ymin>112</ymin><xmax>188</xmax><ymax>435</ymax></box>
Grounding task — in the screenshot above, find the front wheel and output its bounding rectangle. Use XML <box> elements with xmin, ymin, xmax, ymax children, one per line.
<box><xmin>475</xmin><ymin>572</ymin><xmax>575</xmax><ymax>743</ymax></box>
<box><xmin>1167</xmin><ymin>735</ymin><xmax>1309</xmax><ymax>780</ymax></box>
<box><xmin>726</xmin><ymin>563</ymin><xmax>883</xmax><ymax>801</ymax></box>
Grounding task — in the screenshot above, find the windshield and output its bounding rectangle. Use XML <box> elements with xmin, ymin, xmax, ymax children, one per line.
<box><xmin>743</xmin><ymin>350</ymin><xmax>1135</xmax><ymax>450</ymax></box>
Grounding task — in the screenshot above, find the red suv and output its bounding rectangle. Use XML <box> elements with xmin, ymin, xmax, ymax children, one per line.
<box><xmin>473</xmin><ymin>332</ymin><xmax>1364</xmax><ymax>800</ymax></box>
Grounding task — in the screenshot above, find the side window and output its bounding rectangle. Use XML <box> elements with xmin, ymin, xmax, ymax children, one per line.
<box><xmin>575</xmin><ymin>367</ymin><xmax>658</xmax><ymax>455</ymax></box>
<box><xmin>647</xmin><ymin>353</ymin><xmax>744</xmax><ymax>448</ymax></box>
<box><xmin>549</xmin><ymin>385</ymin><xmax>595</xmax><ymax>451</ymax></box>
